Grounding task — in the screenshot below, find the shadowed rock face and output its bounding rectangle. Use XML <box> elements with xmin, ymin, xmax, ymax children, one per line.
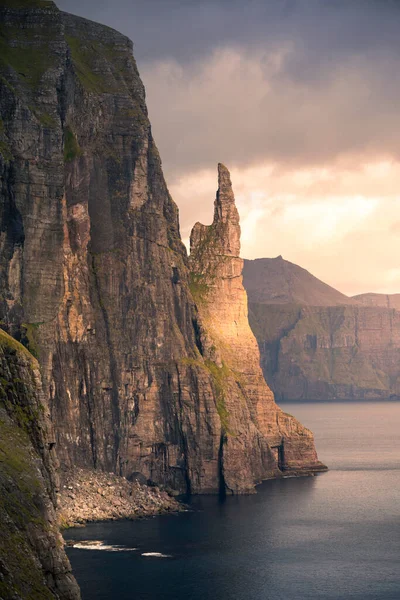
<box><xmin>244</xmin><ymin>258</ymin><xmax>400</xmax><ymax>401</ymax></box>
<box><xmin>0</xmin><ymin>4</ymin><xmax>325</xmax><ymax>495</ymax></box>
<box><xmin>0</xmin><ymin>330</ymin><xmax>80</xmax><ymax>600</ymax></box>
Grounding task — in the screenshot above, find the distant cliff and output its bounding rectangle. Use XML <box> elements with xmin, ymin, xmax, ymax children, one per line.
<box><xmin>244</xmin><ymin>257</ymin><xmax>357</xmax><ymax>306</ymax></box>
<box><xmin>352</xmin><ymin>292</ymin><xmax>400</xmax><ymax>309</ymax></box>
<box><xmin>0</xmin><ymin>1</ymin><xmax>324</xmax><ymax>500</ymax></box>
<box><xmin>0</xmin><ymin>330</ymin><xmax>80</xmax><ymax>600</ymax></box>
<box><xmin>244</xmin><ymin>258</ymin><xmax>400</xmax><ymax>400</ymax></box>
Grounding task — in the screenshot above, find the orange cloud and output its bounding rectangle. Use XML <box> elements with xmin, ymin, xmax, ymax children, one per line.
<box><xmin>171</xmin><ymin>160</ymin><xmax>400</xmax><ymax>296</ymax></box>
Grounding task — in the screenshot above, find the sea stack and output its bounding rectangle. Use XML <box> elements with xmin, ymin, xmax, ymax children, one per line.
<box><xmin>189</xmin><ymin>164</ymin><xmax>327</xmax><ymax>487</ymax></box>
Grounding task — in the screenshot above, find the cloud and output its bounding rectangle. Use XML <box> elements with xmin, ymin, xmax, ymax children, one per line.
<box><xmin>56</xmin><ymin>0</ymin><xmax>400</xmax><ymax>294</ymax></box>
<box><xmin>142</xmin><ymin>45</ymin><xmax>400</xmax><ymax>180</ymax></box>
<box><xmin>58</xmin><ymin>0</ymin><xmax>400</xmax><ymax>177</ymax></box>
<box><xmin>171</xmin><ymin>160</ymin><xmax>400</xmax><ymax>296</ymax></box>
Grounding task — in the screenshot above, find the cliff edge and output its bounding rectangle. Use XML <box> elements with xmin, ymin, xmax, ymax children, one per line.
<box><xmin>0</xmin><ymin>329</ymin><xmax>80</xmax><ymax>600</ymax></box>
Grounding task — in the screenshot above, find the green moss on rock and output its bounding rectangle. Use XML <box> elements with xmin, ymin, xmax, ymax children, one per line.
<box><xmin>0</xmin><ymin>23</ymin><xmax>56</xmax><ymax>90</ymax></box>
<box><xmin>66</xmin><ymin>35</ymin><xmax>128</xmax><ymax>94</ymax></box>
<box><xmin>0</xmin><ymin>328</ymin><xmax>36</xmax><ymax>364</ymax></box>
<box><xmin>63</xmin><ymin>126</ymin><xmax>82</xmax><ymax>163</ymax></box>
<box><xmin>0</xmin><ymin>419</ymin><xmax>54</xmax><ymax>600</ymax></box>
<box><xmin>189</xmin><ymin>273</ymin><xmax>210</xmax><ymax>304</ymax></box>
<box><xmin>205</xmin><ymin>360</ymin><xmax>233</xmax><ymax>434</ymax></box>
<box><xmin>66</xmin><ymin>35</ymin><xmax>109</xmax><ymax>93</ymax></box>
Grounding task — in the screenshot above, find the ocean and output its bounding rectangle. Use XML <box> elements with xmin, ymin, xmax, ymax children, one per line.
<box><xmin>65</xmin><ymin>401</ymin><xmax>400</xmax><ymax>600</ymax></box>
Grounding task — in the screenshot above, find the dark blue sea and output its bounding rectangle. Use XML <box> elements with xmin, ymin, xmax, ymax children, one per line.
<box><xmin>65</xmin><ymin>401</ymin><xmax>400</xmax><ymax>600</ymax></box>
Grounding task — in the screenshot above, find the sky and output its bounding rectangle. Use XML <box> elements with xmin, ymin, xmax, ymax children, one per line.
<box><xmin>57</xmin><ymin>0</ymin><xmax>400</xmax><ymax>296</ymax></box>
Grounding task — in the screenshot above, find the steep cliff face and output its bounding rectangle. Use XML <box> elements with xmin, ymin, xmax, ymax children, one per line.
<box><xmin>352</xmin><ymin>292</ymin><xmax>400</xmax><ymax>309</ymax></box>
<box><xmin>245</xmin><ymin>259</ymin><xmax>400</xmax><ymax>400</ymax></box>
<box><xmin>0</xmin><ymin>3</ymin><xmax>324</xmax><ymax>494</ymax></box>
<box><xmin>189</xmin><ymin>165</ymin><xmax>326</xmax><ymax>487</ymax></box>
<box><xmin>0</xmin><ymin>329</ymin><xmax>80</xmax><ymax>600</ymax></box>
<box><xmin>0</xmin><ymin>1</ymin><xmax>211</xmax><ymax>493</ymax></box>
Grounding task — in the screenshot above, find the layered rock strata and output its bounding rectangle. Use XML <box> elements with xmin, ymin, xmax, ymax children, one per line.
<box><xmin>243</xmin><ymin>256</ymin><xmax>358</xmax><ymax>306</ymax></box>
<box><xmin>352</xmin><ymin>292</ymin><xmax>400</xmax><ymax>309</ymax></box>
<box><xmin>188</xmin><ymin>164</ymin><xmax>326</xmax><ymax>488</ymax></box>
<box><xmin>245</xmin><ymin>258</ymin><xmax>400</xmax><ymax>400</ymax></box>
<box><xmin>0</xmin><ymin>329</ymin><xmax>80</xmax><ymax>600</ymax></box>
<box><xmin>0</xmin><ymin>2</ymin><xmax>324</xmax><ymax>496</ymax></box>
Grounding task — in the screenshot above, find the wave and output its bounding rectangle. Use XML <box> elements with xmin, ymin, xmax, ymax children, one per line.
<box><xmin>72</xmin><ymin>541</ymin><xmax>137</xmax><ymax>552</ymax></box>
<box><xmin>141</xmin><ymin>552</ymin><xmax>172</xmax><ymax>558</ymax></box>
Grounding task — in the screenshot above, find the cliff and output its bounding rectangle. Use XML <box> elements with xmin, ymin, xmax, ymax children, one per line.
<box><xmin>0</xmin><ymin>2</ymin><xmax>324</xmax><ymax>496</ymax></box>
<box><xmin>188</xmin><ymin>164</ymin><xmax>326</xmax><ymax>488</ymax></box>
<box><xmin>0</xmin><ymin>329</ymin><xmax>80</xmax><ymax>600</ymax></box>
<box><xmin>243</xmin><ymin>257</ymin><xmax>357</xmax><ymax>306</ymax></box>
<box><xmin>352</xmin><ymin>292</ymin><xmax>400</xmax><ymax>309</ymax></box>
<box><xmin>245</xmin><ymin>258</ymin><xmax>400</xmax><ymax>400</ymax></box>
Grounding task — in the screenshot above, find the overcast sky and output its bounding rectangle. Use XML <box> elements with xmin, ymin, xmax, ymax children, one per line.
<box><xmin>57</xmin><ymin>0</ymin><xmax>400</xmax><ymax>296</ymax></box>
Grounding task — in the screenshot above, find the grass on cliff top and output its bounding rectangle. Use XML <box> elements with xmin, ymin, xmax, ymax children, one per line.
<box><xmin>0</xmin><ymin>21</ymin><xmax>57</xmax><ymax>90</ymax></box>
<box><xmin>66</xmin><ymin>34</ymin><xmax>130</xmax><ymax>94</ymax></box>
<box><xmin>66</xmin><ymin>35</ymin><xmax>109</xmax><ymax>93</ymax></box>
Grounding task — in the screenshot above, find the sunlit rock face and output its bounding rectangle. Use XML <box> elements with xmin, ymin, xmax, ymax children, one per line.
<box><xmin>0</xmin><ymin>3</ymin><xmax>325</xmax><ymax>496</ymax></box>
<box><xmin>189</xmin><ymin>164</ymin><xmax>326</xmax><ymax>487</ymax></box>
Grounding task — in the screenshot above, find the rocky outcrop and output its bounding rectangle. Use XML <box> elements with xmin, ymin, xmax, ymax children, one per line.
<box><xmin>245</xmin><ymin>258</ymin><xmax>400</xmax><ymax>400</ymax></box>
<box><xmin>58</xmin><ymin>467</ymin><xmax>183</xmax><ymax>528</ymax></box>
<box><xmin>0</xmin><ymin>2</ymin><xmax>324</xmax><ymax>496</ymax></box>
<box><xmin>0</xmin><ymin>329</ymin><xmax>80</xmax><ymax>600</ymax></box>
<box><xmin>188</xmin><ymin>164</ymin><xmax>326</xmax><ymax>488</ymax></box>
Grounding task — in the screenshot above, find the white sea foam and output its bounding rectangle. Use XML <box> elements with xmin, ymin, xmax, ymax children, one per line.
<box><xmin>72</xmin><ymin>541</ymin><xmax>137</xmax><ymax>552</ymax></box>
<box><xmin>141</xmin><ymin>552</ymin><xmax>172</xmax><ymax>558</ymax></box>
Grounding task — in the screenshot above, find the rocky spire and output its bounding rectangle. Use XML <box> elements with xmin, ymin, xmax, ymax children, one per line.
<box><xmin>190</xmin><ymin>164</ymin><xmax>241</xmax><ymax>259</ymax></box>
<box><xmin>188</xmin><ymin>164</ymin><xmax>327</xmax><ymax>489</ymax></box>
<box><xmin>213</xmin><ymin>163</ymin><xmax>241</xmax><ymax>256</ymax></box>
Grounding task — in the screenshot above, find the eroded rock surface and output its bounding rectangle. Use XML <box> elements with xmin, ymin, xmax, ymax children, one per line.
<box><xmin>0</xmin><ymin>329</ymin><xmax>80</xmax><ymax>600</ymax></box>
<box><xmin>0</xmin><ymin>3</ymin><xmax>325</xmax><ymax>497</ymax></box>
<box><xmin>188</xmin><ymin>165</ymin><xmax>326</xmax><ymax>490</ymax></box>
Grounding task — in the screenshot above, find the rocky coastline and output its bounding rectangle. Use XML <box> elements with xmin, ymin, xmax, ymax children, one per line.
<box><xmin>58</xmin><ymin>468</ymin><xmax>184</xmax><ymax>528</ymax></box>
